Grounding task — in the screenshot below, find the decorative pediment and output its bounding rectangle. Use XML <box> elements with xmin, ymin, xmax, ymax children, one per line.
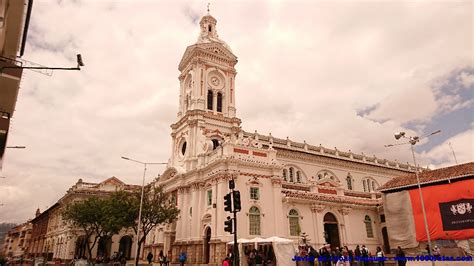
<box><xmin>100</xmin><ymin>177</ymin><xmax>124</xmax><ymax>186</ymax></box>
<box><xmin>316</xmin><ymin>178</ymin><xmax>341</xmax><ymax>188</ymax></box>
<box><xmin>160</xmin><ymin>167</ymin><xmax>178</xmax><ymax>182</ymax></box>
<box><xmin>178</xmin><ymin>43</ymin><xmax>237</xmax><ymax>71</ymax></box>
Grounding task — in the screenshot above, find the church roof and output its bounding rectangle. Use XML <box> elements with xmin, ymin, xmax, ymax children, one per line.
<box><xmin>378</xmin><ymin>162</ymin><xmax>473</xmax><ymax>192</ymax></box>
<box><xmin>241</xmin><ymin>130</ymin><xmax>416</xmax><ymax>173</ymax></box>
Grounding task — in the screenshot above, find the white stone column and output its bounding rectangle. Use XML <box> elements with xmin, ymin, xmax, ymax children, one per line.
<box><xmin>182</xmin><ymin>189</ymin><xmax>189</xmax><ymax>238</ymax></box>
<box><xmin>176</xmin><ymin>188</ymin><xmax>185</xmax><ymax>240</ymax></box>
<box><xmin>271</xmin><ymin>179</ymin><xmax>284</xmax><ymax>236</ymax></box>
<box><xmin>197</xmin><ymin>187</ymin><xmax>203</xmax><ymax>237</ymax></box>
<box><xmin>216</xmin><ymin>180</ymin><xmax>226</xmax><ymax>238</ymax></box>
<box><xmin>190</xmin><ymin>185</ymin><xmax>197</xmax><ymax>239</ymax></box>
<box><xmin>311</xmin><ymin>208</ymin><xmax>319</xmax><ymax>247</ymax></box>
<box><xmin>212</xmin><ymin>91</ymin><xmax>217</xmax><ymax>113</ymax></box>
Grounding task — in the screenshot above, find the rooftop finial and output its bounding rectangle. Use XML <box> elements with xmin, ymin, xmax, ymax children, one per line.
<box><xmin>207</xmin><ymin>2</ymin><xmax>210</xmax><ymax>14</ymax></box>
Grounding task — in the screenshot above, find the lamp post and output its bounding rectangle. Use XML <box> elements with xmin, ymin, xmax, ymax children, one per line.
<box><xmin>386</xmin><ymin>130</ymin><xmax>440</xmax><ymax>265</ymax></box>
<box><xmin>121</xmin><ymin>156</ymin><xmax>167</xmax><ymax>265</ymax></box>
<box><xmin>0</xmin><ymin>54</ymin><xmax>84</xmax><ymax>73</ymax></box>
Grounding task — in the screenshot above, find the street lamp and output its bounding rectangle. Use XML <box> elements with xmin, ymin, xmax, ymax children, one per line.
<box><xmin>385</xmin><ymin>129</ymin><xmax>440</xmax><ymax>264</ymax></box>
<box><xmin>0</xmin><ymin>54</ymin><xmax>84</xmax><ymax>73</ymax></box>
<box><xmin>121</xmin><ymin>156</ymin><xmax>167</xmax><ymax>265</ymax></box>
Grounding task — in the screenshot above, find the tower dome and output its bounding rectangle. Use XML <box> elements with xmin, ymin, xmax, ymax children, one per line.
<box><xmin>196</xmin><ymin>14</ymin><xmax>232</xmax><ymax>52</ymax></box>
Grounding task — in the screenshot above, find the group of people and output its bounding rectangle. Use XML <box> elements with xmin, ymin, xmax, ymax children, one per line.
<box><xmin>145</xmin><ymin>250</ymin><xmax>173</xmax><ymax>266</ymax></box>
<box><xmin>297</xmin><ymin>244</ymin><xmax>408</xmax><ymax>266</ymax></box>
<box><xmin>245</xmin><ymin>248</ymin><xmax>275</xmax><ymax>266</ymax></box>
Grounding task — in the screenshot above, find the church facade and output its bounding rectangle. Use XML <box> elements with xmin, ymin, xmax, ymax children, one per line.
<box><xmin>145</xmin><ymin>13</ymin><xmax>414</xmax><ymax>265</ymax></box>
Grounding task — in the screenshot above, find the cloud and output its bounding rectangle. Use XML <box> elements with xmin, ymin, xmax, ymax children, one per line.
<box><xmin>421</xmin><ymin>129</ymin><xmax>474</xmax><ymax>168</ymax></box>
<box><xmin>1</xmin><ymin>0</ymin><xmax>472</xmax><ymax>223</ymax></box>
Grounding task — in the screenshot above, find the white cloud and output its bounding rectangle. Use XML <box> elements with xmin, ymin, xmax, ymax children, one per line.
<box><xmin>1</xmin><ymin>0</ymin><xmax>472</xmax><ymax>223</ymax></box>
<box><xmin>421</xmin><ymin>129</ymin><xmax>474</xmax><ymax>168</ymax></box>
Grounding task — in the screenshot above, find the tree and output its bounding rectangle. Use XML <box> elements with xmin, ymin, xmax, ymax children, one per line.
<box><xmin>62</xmin><ymin>192</ymin><xmax>137</xmax><ymax>259</ymax></box>
<box><xmin>62</xmin><ymin>197</ymin><xmax>106</xmax><ymax>259</ymax></box>
<box><xmin>130</xmin><ymin>185</ymin><xmax>180</xmax><ymax>266</ymax></box>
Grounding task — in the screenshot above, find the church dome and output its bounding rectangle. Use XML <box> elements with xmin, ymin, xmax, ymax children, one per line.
<box><xmin>196</xmin><ymin>14</ymin><xmax>233</xmax><ymax>52</ymax></box>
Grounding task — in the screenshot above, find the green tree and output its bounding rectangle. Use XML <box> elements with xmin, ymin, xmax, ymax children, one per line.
<box><xmin>62</xmin><ymin>197</ymin><xmax>106</xmax><ymax>259</ymax></box>
<box><xmin>131</xmin><ymin>185</ymin><xmax>180</xmax><ymax>266</ymax></box>
<box><xmin>62</xmin><ymin>192</ymin><xmax>137</xmax><ymax>259</ymax></box>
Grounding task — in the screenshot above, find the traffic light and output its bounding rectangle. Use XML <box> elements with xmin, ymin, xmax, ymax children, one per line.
<box><xmin>224</xmin><ymin>192</ymin><xmax>232</xmax><ymax>212</ymax></box>
<box><xmin>233</xmin><ymin>190</ymin><xmax>241</xmax><ymax>212</ymax></box>
<box><xmin>224</xmin><ymin>216</ymin><xmax>233</xmax><ymax>233</ymax></box>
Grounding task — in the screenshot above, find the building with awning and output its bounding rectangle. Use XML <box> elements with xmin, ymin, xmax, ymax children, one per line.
<box><xmin>0</xmin><ymin>0</ymin><xmax>33</xmax><ymax>169</ymax></box>
<box><xmin>379</xmin><ymin>162</ymin><xmax>474</xmax><ymax>256</ymax></box>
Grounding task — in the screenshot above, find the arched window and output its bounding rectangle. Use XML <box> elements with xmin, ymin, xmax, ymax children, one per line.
<box><xmin>346</xmin><ymin>175</ymin><xmax>353</xmax><ymax>190</ymax></box>
<box><xmin>296</xmin><ymin>171</ymin><xmax>301</xmax><ymax>183</ymax></box>
<box><xmin>207</xmin><ymin>90</ymin><xmax>213</xmax><ymax>110</ymax></box>
<box><xmin>217</xmin><ymin>92</ymin><xmax>223</xmax><ymax>112</ymax></box>
<box><xmin>282</xmin><ymin>169</ymin><xmax>288</xmax><ymax>181</ymax></box>
<box><xmin>365</xmin><ymin>215</ymin><xmax>374</xmax><ymax>238</ymax></box>
<box><xmin>289</xmin><ymin>167</ymin><xmax>294</xmax><ymax>182</ymax></box>
<box><xmin>363</xmin><ymin>178</ymin><xmax>378</xmax><ymax>192</ymax></box>
<box><xmin>249</xmin><ymin>207</ymin><xmax>261</xmax><ymax>235</ymax></box>
<box><xmin>289</xmin><ymin>209</ymin><xmax>300</xmax><ymax>236</ymax></box>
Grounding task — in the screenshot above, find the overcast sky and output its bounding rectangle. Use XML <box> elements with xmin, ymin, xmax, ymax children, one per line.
<box><xmin>1</xmin><ymin>0</ymin><xmax>472</xmax><ymax>223</ymax></box>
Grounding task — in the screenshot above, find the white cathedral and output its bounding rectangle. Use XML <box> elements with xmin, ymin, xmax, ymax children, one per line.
<box><xmin>144</xmin><ymin>12</ymin><xmax>414</xmax><ymax>265</ymax></box>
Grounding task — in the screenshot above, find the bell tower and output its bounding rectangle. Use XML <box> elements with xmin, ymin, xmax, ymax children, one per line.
<box><xmin>170</xmin><ymin>12</ymin><xmax>241</xmax><ymax>172</ymax></box>
<box><xmin>177</xmin><ymin>13</ymin><xmax>238</xmax><ymax>119</ymax></box>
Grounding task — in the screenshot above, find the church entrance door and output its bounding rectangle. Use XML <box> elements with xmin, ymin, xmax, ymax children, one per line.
<box><xmin>203</xmin><ymin>227</ymin><xmax>211</xmax><ymax>264</ymax></box>
<box><xmin>323</xmin><ymin>213</ymin><xmax>341</xmax><ymax>249</ymax></box>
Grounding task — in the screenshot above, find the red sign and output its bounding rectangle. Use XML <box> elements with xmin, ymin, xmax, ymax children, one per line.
<box><xmin>409</xmin><ymin>178</ymin><xmax>474</xmax><ymax>241</ymax></box>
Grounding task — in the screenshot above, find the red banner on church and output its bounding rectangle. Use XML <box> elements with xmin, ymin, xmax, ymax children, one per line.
<box><xmin>409</xmin><ymin>178</ymin><xmax>474</xmax><ymax>241</ymax></box>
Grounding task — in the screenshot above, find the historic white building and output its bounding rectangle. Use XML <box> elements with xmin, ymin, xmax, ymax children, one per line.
<box><xmin>145</xmin><ymin>12</ymin><xmax>414</xmax><ymax>265</ymax></box>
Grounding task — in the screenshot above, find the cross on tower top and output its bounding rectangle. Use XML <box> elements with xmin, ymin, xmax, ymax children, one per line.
<box><xmin>207</xmin><ymin>2</ymin><xmax>210</xmax><ymax>14</ymax></box>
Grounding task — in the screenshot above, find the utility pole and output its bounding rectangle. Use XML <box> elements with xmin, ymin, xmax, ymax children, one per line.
<box><xmin>224</xmin><ymin>179</ymin><xmax>240</xmax><ymax>266</ymax></box>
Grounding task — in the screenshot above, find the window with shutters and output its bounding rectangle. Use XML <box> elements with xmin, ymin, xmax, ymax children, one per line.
<box><xmin>365</xmin><ymin>215</ymin><xmax>374</xmax><ymax>238</ymax></box>
<box><xmin>249</xmin><ymin>206</ymin><xmax>261</xmax><ymax>235</ymax></box>
<box><xmin>289</xmin><ymin>209</ymin><xmax>300</xmax><ymax>236</ymax></box>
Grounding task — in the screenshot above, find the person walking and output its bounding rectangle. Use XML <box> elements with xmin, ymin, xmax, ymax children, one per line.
<box><xmin>432</xmin><ymin>246</ymin><xmax>441</xmax><ymax>258</ymax></box>
<box><xmin>361</xmin><ymin>245</ymin><xmax>369</xmax><ymax>266</ymax></box>
<box><xmin>222</xmin><ymin>257</ymin><xmax>231</xmax><ymax>266</ymax></box>
<box><xmin>396</xmin><ymin>247</ymin><xmax>406</xmax><ymax>266</ymax></box>
<box><xmin>375</xmin><ymin>247</ymin><xmax>384</xmax><ymax>266</ymax></box>
<box><xmin>255</xmin><ymin>251</ymin><xmax>263</xmax><ymax>266</ymax></box>
<box><xmin>158</xmin><ymin>250</ymin><xmax>165</xmax><ymax>266</ymax></box>
<box><xmin>147</xmin><ymin>251</ymin><xmax>154</xmax><ymax>265</ymax></box>
<box><xmin>179</xmin><ymin>251</ymin><xmax>187</xmax><ymax>266</ymax></box>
